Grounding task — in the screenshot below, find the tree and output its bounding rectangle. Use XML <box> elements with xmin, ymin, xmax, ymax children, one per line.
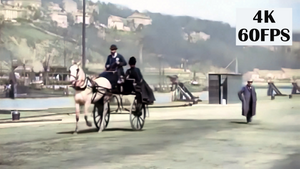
<box><xmin>32</xmin><ymin>9</ymin><xmax>42</xmax><ymax>20</ymax></box>
<box><xmin>67</xmin><ymin>13</ymin><xmax>74</xmax><ymax>25</ymax></box>
<box><xmin>4</xmin><ymin>38</ymin><xmax>35</xmax><ymax>84</ymax></box>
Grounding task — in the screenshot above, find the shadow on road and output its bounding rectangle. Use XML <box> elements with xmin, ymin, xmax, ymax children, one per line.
<box><xmin>57</xmin><ymin>128</ymin><xmax>138</xmax><ymax>134</ymax></box>
<box><xmin>105</xmin><ymin>128</ymin><xmax>140</xmax><ymax>132</ymax></box>
<box><xmin>230</xmin><ymin>121</ymin><xmax>260</xmax><ymax>125</ymax></box>
<box><xmin>57</xmin><ymin>128</ymin><xmax>98</xmax><ymax>134</ymax></box>
<box><xmin>230</xmin><ymin>121</ymin><xmax>248</xmax><ymax>124</ymax></box>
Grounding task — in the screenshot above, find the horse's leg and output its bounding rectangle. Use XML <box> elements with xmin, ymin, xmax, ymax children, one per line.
<box><xmin>84</xmin><ymin>101</ymin><xmax>92</xmax><ymax>127</ymax></box>
<box><xmin>99</xmin><ymin>96</ymin><xmax>108</xmax><ymax>133</ymax></box>
<box><xmin>74</xmin><ymin>103</ymin><xmax>80</xmax><ymax>134</ymax></box>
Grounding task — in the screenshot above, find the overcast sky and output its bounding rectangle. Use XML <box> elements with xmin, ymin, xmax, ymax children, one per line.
<box><xmin>97</xmin><ymin>0</ymin><xmax>300</xmax><ymax>31</ymax></box>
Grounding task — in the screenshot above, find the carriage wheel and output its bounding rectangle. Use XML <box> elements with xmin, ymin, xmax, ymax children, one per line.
<box><xmin>129</xmin><ymin>98</ymin><xmax>146</xmax><ymax>130</ymax></box>
<box><xmin>93</xmin><ymin>101</ymin><xmax>110</xmax><ymax>130</ymax></box>
<box><xmin>110</xmin><ymin>95</ymin><xmax>120</xmax><ymax>113</ymax></box>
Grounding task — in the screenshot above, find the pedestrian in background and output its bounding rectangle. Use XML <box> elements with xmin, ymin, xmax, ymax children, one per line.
<box><xmin>238</xmin><ymin>79</ymin><xmax>257</xmax><ymax>123</ymax></box>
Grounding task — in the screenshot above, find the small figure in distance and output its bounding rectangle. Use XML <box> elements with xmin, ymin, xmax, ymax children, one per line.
<box><xmin>238</xmin><ymin>79</ymin><xmax>257</xmax><ymax>123</ymax></box>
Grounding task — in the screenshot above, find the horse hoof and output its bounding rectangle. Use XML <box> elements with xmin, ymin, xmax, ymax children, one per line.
<box><xmin>73</xmin><ymin>132</ymin><xmax>77</xmax><ymax>135</ymax></box>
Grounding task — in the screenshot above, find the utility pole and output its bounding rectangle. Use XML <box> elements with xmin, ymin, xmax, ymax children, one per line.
<box><xmin>81</xmin><ymin>0</ymin><xmax>86</xmax><ymax>70</ymax></box>
<box><xmin>181</xmin><ymin>58</ymin><xmax>188</xmax><ymax>72</ymax></box>
<box><xmin>235</xmin><ymin>57</ymin><xmax>238</xmax><ymax>73</ymax></box>
<box><xmin>158</xmin><ymin>54</ymin><xmax>162</xmax><ymax>89</ymax></box>
<box><xmin>63</xmin><ymin>31</ymin><xmax>66</xmax><ymax>68</ymax></box>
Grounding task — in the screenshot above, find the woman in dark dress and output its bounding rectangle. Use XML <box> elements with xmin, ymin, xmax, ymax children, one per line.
<box><xmin>125</xmin><ymin>57</ymin><xmax>155</xmax><ymax>104</ymax></box>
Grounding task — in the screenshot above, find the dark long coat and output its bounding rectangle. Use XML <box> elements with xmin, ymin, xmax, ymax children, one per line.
<box><xmin>126</xmin><ymin>67</ymin><xmax>155</xmax><ymax>104</ymax></box>
<box><xmin>105</xmin><ymin>53</ymin><xmax>127</xmax><ymax>75</ymax></box>
<box><xmin>238</xmin><ymin>86</ymin><xmax>257</xmax><ymax>116</ymax></box>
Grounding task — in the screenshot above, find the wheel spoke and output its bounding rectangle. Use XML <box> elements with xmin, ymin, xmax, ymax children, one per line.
<box><xmin>136</xmin><ymin>116</ymin><xmax>140</xmax><ymax>129</ymax></box>
<box><xmin>137</xmin><ymin>117</ymin><xmax>142</xmax><ymax>129</ymax></box>
<box><xmin>132</xmin><ymin>116</ymin><xmax>137</xmax><ymax>122</ymax></box>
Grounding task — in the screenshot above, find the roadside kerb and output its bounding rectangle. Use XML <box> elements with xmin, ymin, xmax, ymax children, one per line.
<box><xmin>0</xmin><ymin>102</ymin><xmax>194</xmax><ymax>124</ymax></box>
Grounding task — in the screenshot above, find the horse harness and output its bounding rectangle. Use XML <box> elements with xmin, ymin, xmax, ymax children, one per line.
<box><xmin>70</xmin><ymin>67</ymin><xmax>89</xmax><ymax>91</ymax></box>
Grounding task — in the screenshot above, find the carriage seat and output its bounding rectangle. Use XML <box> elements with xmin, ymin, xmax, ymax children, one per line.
<box><xmin>121</xmin><ymin>78</ymin><xmax>137</xmax><ymax>95</ymax></box>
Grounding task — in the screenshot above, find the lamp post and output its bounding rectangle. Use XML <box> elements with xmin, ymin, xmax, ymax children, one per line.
<box><xmin>63</xmin><ymin>30</ymin><xmax>67</xmax><ymax>68</ymax></box>
<box><xmin>181</xmin><ymin>58</ymin><xmax>188</xmax><ymax>72</ymax></box>
<box><xmin>157</xmin><ymin>54</ymin><xmax>162</xmax><ymax>89</ymax></box>
<box><xmin>81</xmin><ymin>0</ymin><xmax>86</xmax><ymax>70</ymax></box>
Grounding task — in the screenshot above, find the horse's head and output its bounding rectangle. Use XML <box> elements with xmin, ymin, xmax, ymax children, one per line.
<box><xmin>69</xmin><ymin>61</ymin><xmax>85</xmax><ymax>86</ymax></box>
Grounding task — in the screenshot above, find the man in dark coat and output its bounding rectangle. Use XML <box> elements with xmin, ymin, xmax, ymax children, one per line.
<box><xmin>238</xmin><ymin>79</ymin><xmax>257</xmax><ymax>123</ymax></box>
<box><xmin>8</xmin><ymin>70</ymin><xmax>17</xmax><ymax>99</ymax></box>
<box><xmin>99</xmin><ymin>44</ymin><xmax>127</xmax><ymax>84</ymax></box>
<box><xmin>125</xmin><ymin>56</ymin><xmax>155</xmax><ymax>104</ymax></box>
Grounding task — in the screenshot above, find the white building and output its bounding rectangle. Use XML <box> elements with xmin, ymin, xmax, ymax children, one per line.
<box><xmin>62</xmin><ymin>0</ymin><xmax>77</xmax><ymax>13</ymax></box>
<box><xmin>127</xmin><ymin>12</ymin><xmax>152</xmax><ymax>27</ymax></box>
<box><xmin>107</xmin><ymin>15</ymin><xmax>125</xmax><ymax>30</ymax></box>
<box><xmin>0</xmin><ymin>5</ymin><xmax>28</xmax><ymax>20</ymax></box>
<box><xmin>74</xmin><ymin>12</ymin><xmax>91</xmax><ymax>25</ymax></box>
<box><xmin>50</xmin><ymin>12</ymin><xmax>68</xmax><ymax>28</ymax></box>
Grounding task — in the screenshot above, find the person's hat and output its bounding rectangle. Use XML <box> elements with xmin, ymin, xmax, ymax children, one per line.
<box><xmin>129</xmin><ymin>56</ymin><xmax>136</xmax><ymax>65</ymax></box>
<box><xmin>247</xmin><ymin>79</ymin><xmax>253</xmax><ymax>82</ymax></box>
<box><xmin>110</xmin><ymin>44</ymin><xmax>118</xmax><ymax>50</ymax></box>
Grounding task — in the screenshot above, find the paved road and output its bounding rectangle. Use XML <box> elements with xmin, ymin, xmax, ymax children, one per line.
<box><xmin>1</xmin><ymin>96</ymin><xmax>300</xmax><ymax>169</ymax></box>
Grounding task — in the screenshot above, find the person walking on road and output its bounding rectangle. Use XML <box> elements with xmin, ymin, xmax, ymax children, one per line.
<box><xmin>238</xmin><ymin>79</ymin><xmax>257</xmax><ymax>123</ymax></box>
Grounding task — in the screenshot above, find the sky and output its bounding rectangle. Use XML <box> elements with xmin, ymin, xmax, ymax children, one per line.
<box><xmin>98</xmin><ymin>0</ymin><xmax>300</xmax><ymax>31</ymax></box>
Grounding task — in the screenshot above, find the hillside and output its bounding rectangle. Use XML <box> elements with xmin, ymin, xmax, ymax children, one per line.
<box><xmin>0</xmin><ymin>0</ymin><xmax>299</xmax><ymax>74</ymax></box>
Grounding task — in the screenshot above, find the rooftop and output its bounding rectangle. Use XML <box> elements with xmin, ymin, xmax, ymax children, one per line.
<box><xmin>127</xmin><ymin>12</ymin><xmax>151</xmax><ymax>20</ymax></box>
<box><xmin>108</xmin><ymin>15</ymin><xmax>125</xmax><ymax>22</ymax></box>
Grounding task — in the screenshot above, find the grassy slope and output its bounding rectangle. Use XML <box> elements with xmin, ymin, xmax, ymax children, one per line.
<box><xmin>1</xmin><ymin>22</ymin><xmax>107</xmax><ymax>67</ymax></box>
<box><xmin>3</xmin><ymin>23</ymin><xmax>56</xmax><ymax>42</ymax></box>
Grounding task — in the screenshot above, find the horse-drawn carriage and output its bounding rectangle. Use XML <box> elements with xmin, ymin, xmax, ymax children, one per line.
<box><xmin>69</xmin><ymin>62</ymin><xmax>150</xmax><ymax>133</ymax></box>
<box><xmin>92</xmin><ymin>76</ymin><xmax>148</xmax><ymax>131</ymax></box>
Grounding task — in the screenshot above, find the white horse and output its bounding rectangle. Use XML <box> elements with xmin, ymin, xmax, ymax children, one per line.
<box><xmin>69</xmin><ymin>61</ymin><xmax>111</xmax><ymax>134</ymax></box>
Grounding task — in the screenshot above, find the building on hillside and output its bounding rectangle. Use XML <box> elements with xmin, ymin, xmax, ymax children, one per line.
<box><xmin>183</xmin><ymin>31</ymin><xmax>210</xmax><ymax>43</ymax></box>
<box><xmin>62</xmin><ymin>0</ymin><xmax>77</xmax><ymax>13</ymax></box>
<box><xmin>47</xmin><ymin>2</ymin><xmax>62</xmax><ymax>13</ymax></box>
<box><xmin>0</xmin><ymin>5</ymin><xmax>28</xmax><ymax>20</ymax></box>
<box><xmin>242</xmin><ymin>46</ymin><xmax>279</xmax><ymax>51</ymax></box>
<box><xmin>259</xmin><ymin>46</ymin><xmax>279</xmax><ymax>51</ymax></box>
<box><xmin>254</xmin><ymin>69</ymin><xmax>287</xmax><ymax>80</ymax></box>
<box><xmin>244</xmin><ymin>68</ymin><xmax>288</xmax><ymax>81</ymax></box>
<box><xmin>107</xmin><ymin>15</ymin><xmax>130</xmax><ymax>31</ymax></box>
<box><xmin>107</xmin><ymin>11</ymin><xmax>152</xmax><ymax>31</ymax></box>
<box><xmin>74</xmin><ymin>12</ymin><xmax>92</xmax><ymax>25</ymax></box>
<box><xmin>126</xmin><ymin>11</ymin><xmax>152</xmax><ymax>27</ymax></box>
<box><xmin>281</xmin><ymin>68</ymin><xmax>300</xmax><ymax>79</ymax></box>
<box><xmin>3</xmin><ymin>0</ymin><xmax>41</xmax><ymax>8</ymax></box>
<box><xmin>50</xmin><ymin>12</ymin><xmax>68</xmax><ymax>28</ymax></box>
<box><xmin>243</xmin><ymin>71</ymin><xmax>261</xmax><ymax>82</ymax></box>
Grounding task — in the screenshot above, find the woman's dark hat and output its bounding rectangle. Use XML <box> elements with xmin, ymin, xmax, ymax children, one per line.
<box><xmin>129</xmin><ymin>56</ymin><xmax>136</xmax><ymax>65</ymax></box>
<box><xmin>110</xmin><ymin>44</ymin><xmax>118</xmax><ymax>50</ymax></box>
